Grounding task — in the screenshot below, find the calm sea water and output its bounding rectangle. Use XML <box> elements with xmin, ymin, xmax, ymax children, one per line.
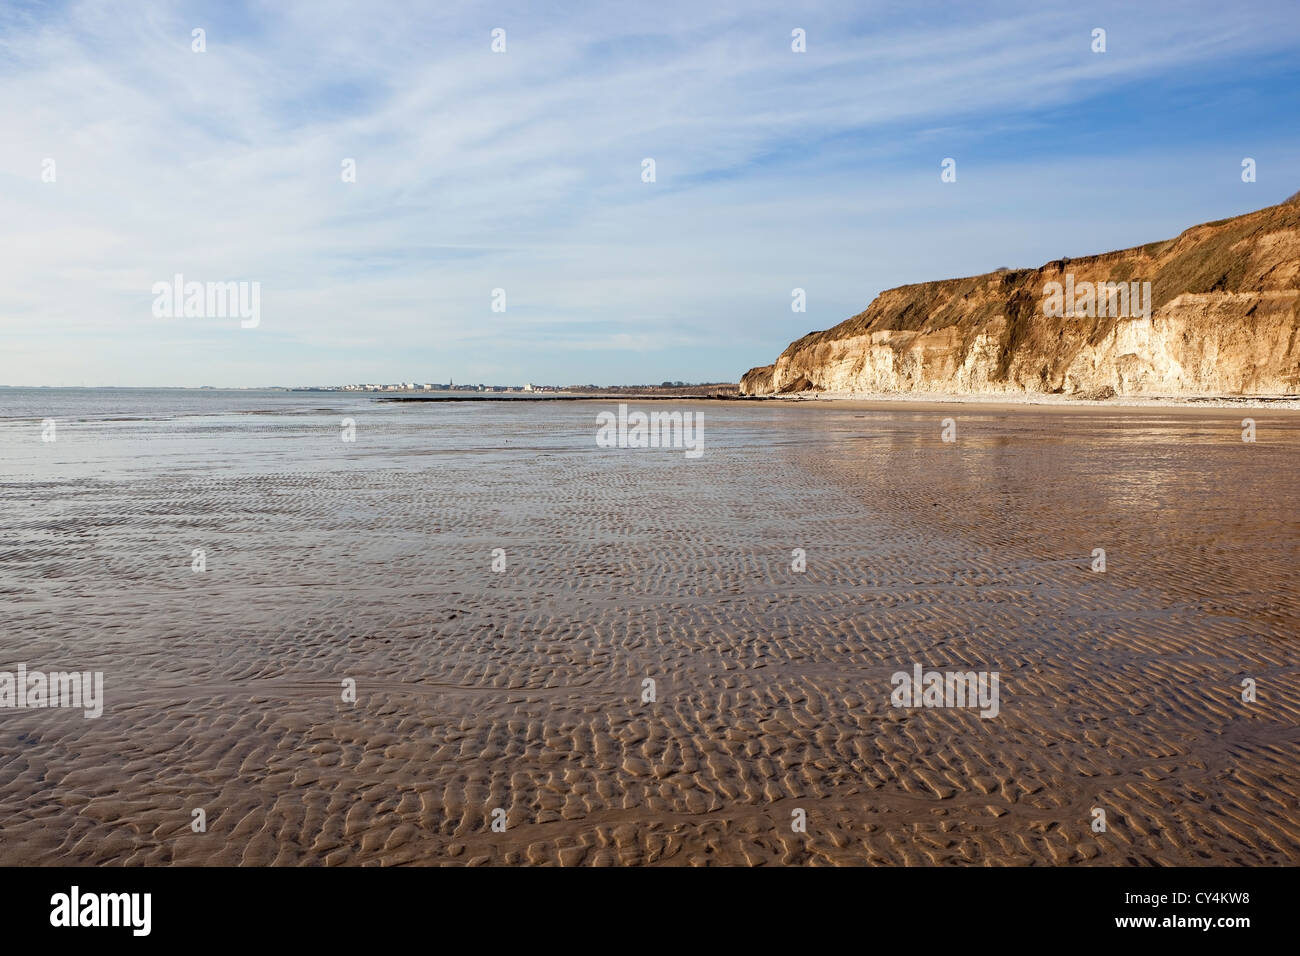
<box><xmin>0</xmin><ymin>387</ymin><xmax>455</xmax><ymax>421</ymax></box>
<box><xmin>0</xmin><ymin>387</ymin><xmax>773</xmax><ymax>482</ymax></box>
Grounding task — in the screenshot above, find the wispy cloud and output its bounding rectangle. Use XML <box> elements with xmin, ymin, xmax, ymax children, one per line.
<box><xmin>2</xmin><ymin>0</ymin><xmax>1299</xmax><ymax>385</ymax></box>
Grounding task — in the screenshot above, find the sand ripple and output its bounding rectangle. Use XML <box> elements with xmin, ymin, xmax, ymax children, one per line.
<box><xmin>0</xmin><ymin>402</ymin><xmax>1297</xmax><ymax>864</ymax></box>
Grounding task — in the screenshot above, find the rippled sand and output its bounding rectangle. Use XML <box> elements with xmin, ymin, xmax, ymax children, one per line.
<box><xmin>1</xmin><ymin>399</ymin><xmax>1297</xmax><ymax>865</ymax></box>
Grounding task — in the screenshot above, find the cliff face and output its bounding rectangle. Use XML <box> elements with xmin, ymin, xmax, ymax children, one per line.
<box><xmin>741</xmin><ymin>193</ymin><xmax>1300</xmax><ymax>397</ymax></box>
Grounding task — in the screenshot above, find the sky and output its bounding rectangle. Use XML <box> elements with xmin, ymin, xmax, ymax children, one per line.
<box><xmin>1</xmin><ymin>0</ymin><xmax>1299</xmax><ymax>388</ymax></box>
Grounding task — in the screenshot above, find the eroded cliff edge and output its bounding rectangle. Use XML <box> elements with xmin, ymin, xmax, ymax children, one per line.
<box><xmin>741</xmin><ymin>193</ymin><xmax>1300</xmax><ymax>397</ymax></box>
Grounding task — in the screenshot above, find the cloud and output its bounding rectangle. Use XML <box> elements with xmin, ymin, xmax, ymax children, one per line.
<box><xmin>1</xmin><ymin>0</ymin><xmax>1298</xmax><ymax>385</ymax></box>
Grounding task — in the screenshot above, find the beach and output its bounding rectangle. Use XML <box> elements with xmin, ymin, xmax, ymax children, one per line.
<box><xmin>1</xmin><ymin>391</ymin><xmax>1297</xmax><ymax>865</ymax></box>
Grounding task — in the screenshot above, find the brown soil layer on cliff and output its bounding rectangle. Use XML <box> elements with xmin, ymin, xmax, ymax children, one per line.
<box><xmin>1</xmin><ymin>401</ymin><xmax>1296</xmax><ymax>865</ymax></box>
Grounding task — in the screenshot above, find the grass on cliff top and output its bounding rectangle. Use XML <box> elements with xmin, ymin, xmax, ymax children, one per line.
<box><xmin>780</xmin><ymin>195</ymin><xmax>1300</xmax><ymax>358</ymax></box>
<box><xmin>1151</xmin><ymin>201</ymin><xmax>1300</xmax><ymax>307</ymax></box>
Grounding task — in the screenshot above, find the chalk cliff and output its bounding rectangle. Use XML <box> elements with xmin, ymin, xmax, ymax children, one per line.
<box><xmin>741</xmin><ymin>193</ymin><xmax>1300</xmax><ymax>397</ymax></box>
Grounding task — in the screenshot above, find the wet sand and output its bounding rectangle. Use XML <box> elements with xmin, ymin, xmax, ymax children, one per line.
<box><xmin>1</xmin><ymin>398</ymin><xmax>1297</xmax><ymax>865</ymax></box>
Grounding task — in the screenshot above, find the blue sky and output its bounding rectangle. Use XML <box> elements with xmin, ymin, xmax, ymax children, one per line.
<box><xmin>2</xmin><ymin>0</ymin><xmax>1298</xmax><ymax>387</ymax></box>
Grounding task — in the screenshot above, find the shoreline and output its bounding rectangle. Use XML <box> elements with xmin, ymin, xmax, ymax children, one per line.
<box><xmin>738</xmin><ymin>390</ymin><xmax>1300</xmax><ymax>413</ymax></box>
<box><xmin>382</xmin><ymin>390</ymin><xmax>1300</xmax><ymax>413</ymax></box>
